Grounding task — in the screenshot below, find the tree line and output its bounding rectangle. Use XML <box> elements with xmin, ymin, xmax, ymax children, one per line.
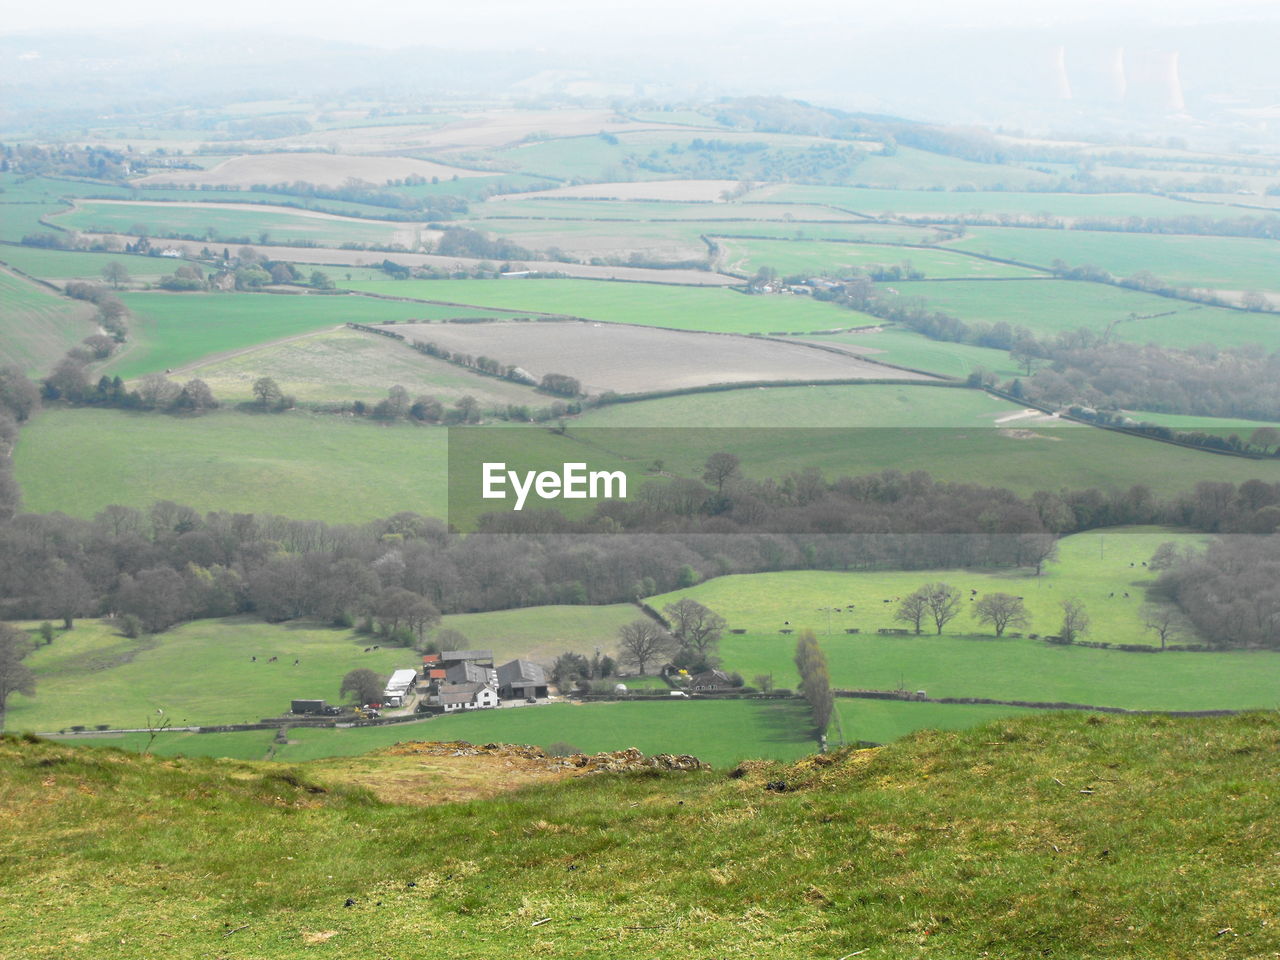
<box><xmin>1152</xmin><ymin>536</ymin><xmax>1280</xmax><ymax>649</ymax></box>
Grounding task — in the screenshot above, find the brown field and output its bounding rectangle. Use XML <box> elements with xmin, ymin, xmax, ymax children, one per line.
<box><xmin>136</xmin><ymin>152</ymin><xmax>489</xmax><ymax>188</ymax></box>
<box><xmin>378</xmin><ymin>320</ymin><xmax>934</xmax><ymax>394</ymax></box>
<box><xmin>488</xmin><ymin>179</ymin><xmax>746</xmax><ymax>202</ymax></box>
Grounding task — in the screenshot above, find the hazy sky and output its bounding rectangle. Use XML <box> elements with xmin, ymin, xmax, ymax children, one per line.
<box><xmin>6</xmin><ymin>0</ymin><xmax>1280</xmax><ymax>48</ymax></box>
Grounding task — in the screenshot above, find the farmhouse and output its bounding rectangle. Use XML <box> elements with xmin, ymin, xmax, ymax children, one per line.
<box><xmin>497</xmin><ymin>659</ymin><xmax>549</xmax><ymax>700</ymax></box>
<box><xmin>689</xmin><ymin>668</ymin><xmax>735</xmax><ymax>693</ymax></box>
<box><xmin>430</xmin><ymin>681</ymin><xmax>499</xmax><ymax>712</ymax></box>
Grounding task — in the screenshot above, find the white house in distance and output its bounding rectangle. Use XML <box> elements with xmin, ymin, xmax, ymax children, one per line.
<box><xmin>432</xmin><ymin>681</ymin><xmax>499</xmax><ymax>712</ymax></box>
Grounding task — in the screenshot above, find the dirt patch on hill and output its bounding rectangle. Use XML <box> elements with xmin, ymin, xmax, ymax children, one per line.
<box><xmin>999</xmin><ymin>428</ymin><xmax>1062</xmax><ymax>441</ymax></box>
<box><xmin>311</xmin><ymin>741</ymin><xmax>708</xmax><ymax>806</ymax></box>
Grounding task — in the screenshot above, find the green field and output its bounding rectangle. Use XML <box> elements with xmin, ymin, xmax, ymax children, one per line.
<box><xmin>2</xmin><ymin>616</ymin><xmax>417</xmax><ymax>733</ymax></box>
<box><xmin>181</xmin><ymin>326</ymin><xmax>542</xmax><ymax>406</ymax></box>
<box><xmin>577</xmin><ymin>383</ymin><xmax>1028</xmax><ymax>428</ymax></box>
<box><xmin>720</xmin><ymin>237</ymin><xmax>1043</xmax><ymax>279</ymax></box>
<box><xmin>882</xmin><ymin>278</ymin><xmax>1280</xmax><ymax>347</ymax></box>
<box><xmin>951</xmin><ymin>226</ymin><xmax>1280</xmax><ymax>292</ymax></box>
<box><xmin>109</xmin><ymin>291</ymin><xmax>511</xmax><ymax>379</ymax></box>
<box><xmin>808</xmin><ymin>326</ymin><xmax>1024</xmax><ymax>379</ymax></box>
<box><xmin>53</xmin><ymin>200</ymin><xmax>416</xmax><ymax>249</ymax></box>
<box><xmin>11</xmin><ymin>712</ymin><xmax>1280</xmax><ymax>958</ymax></box>
<box><xmin>759</xmin><ymin>184</ymin><xmax>1242</xmax><ymax>220</ymax></box>
<box><xmin>342</xmin><ymin>278</ymin><xmax>869</xmax><ymax>334</ymax></box>
<box><xmin>57</xmin><ymin>698</ymin><xmax>1043</xmax><ymax>766</ymax></box>
<box><xmin>0</xmin><ymin>243</ymin><xmax>175</xmax><ymax>282</ymax></box>
<box><xmin>14</xmin><ymin>408</ymin><xmax>449</xmax><ymax>522</ymax></box>
<box><xmin>436</xmin><ymin>603</ymin><xmax>641</xmax><ymax>663</ymax></box>
<box><xmin>474</xmin><ymin>198</ymin><xmax>867</xmax><ymax>221</ymax></box>
<box><xmin>0</xmin><ymin>268</ymin><xmax>96</xmax><ymax>374</ymax></box>
<box><xmin>560</xmin><ymin>419</ymin><xmax>1280</xmax><ymax>496</ymax></box>
<box><xmin>0</xmin><ymin>201</ymin><xmax>71</xmax><ymax>242</ymax></box>
<box><xmin>651</xmin><ymin>527</ymin><xmax>1196</xmax><ymax>647</ymax></box>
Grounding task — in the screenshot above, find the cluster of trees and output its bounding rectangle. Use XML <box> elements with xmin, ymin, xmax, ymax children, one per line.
<box><xmin>243</xmin><ymin>179</ymin><xmax>468</xmax><ymax>220</ymax></box>
<box><xmin>354</xmin><ymin>385</ymin><xmax>479</xmax><ymax>424</ymax></box>
<box><xmin>0</xmin><ymin>142</ymin><xmax>128</xmax><ymax>179</ymax></box>
<box><xmin>1006</xmin><ymin>330</ymin><xmax>1280</xmax><ymax>422</ymax></box>
<box><xmin>611</xmin><ymin>598</ymin><xmax>729</xmax><ymax>677</ymax></box>
<box><xmin>1152</xmin><ymin>537</ymin><xmax>1280</xmax><ymax>649</ymax></box>
<box><xmin>550</xmin><ymin>650</ymin><xmax>618</xmax><ymax>689</ymax></box>
<box><xmin>893</xmin><ymin>582</ymin><xmax>1090</xmax><ymax>643</ymax></box>
<box><xmin>0</xmin><ymin>622</ymin><xmax>36</xmax><ymax>716</ymax></box>
<box><xmin>434</xmin><ymin>227</ymin><xmax>533</xmax><ymax>263</ymax></box>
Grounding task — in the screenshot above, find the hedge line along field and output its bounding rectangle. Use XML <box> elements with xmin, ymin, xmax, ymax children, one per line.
<box><xmin>754</xmin><ymin>183</ymin><xmax>1245</xmax><ymax>220</ymax></box>
<box><xmin>107</xmin><ymin>291</ymin><xmax>512</xmax><ymax>379</ymax></box>
<box><xmin>52</xmin><ymin>199</ymin><xmax>421</xmax><ymax>249</ymax></box>
<box><xmin>950</xmin><ymin>225</ymin><xmax>1280</xmax><ymax>292</ymax></box>
<box><xmin>14</xmin><ymin>408</ymin><xmax>450</xmax><ymax>523</ymax></box>
<box><xmin>649</xmin><ymin>528</ymin><xmax>1197</xmax><ymax>650</ymax></box>
<box><xmin>718</xmin><ymin>237</ymin><xmax>1045</xmax><ymax>279</ymax></box>
<box><xmin>563</xmin><ymin>418</ymin><xmax>1280</xmax><ymax>496</ymax></box>
<box><xmin>576</xmin><ymin>383</ymin><xmax>1033</xmax><ymax>428</ymax></box>
<box><xmin>882</xmin><ymin>277</ymin><xmax>1279</xmax><ymax>347</ymax></box>
<box><xmin>342</xmin><ymin>277</ymin><xmax>871</xmax><ymax>334</ymax></box>
<box><xmin>0</xmin><ymin>268</ymin><xmax>96</xmax><ymax>374</ymax></box>
<box><xmin>179</xmin><ymin>326</ymin><xmax>543</xmax><ymax>405</ymax></box>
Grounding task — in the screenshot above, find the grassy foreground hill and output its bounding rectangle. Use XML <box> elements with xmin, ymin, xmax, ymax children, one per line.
<box><xmin>4</xmin><ymin>712</ymin><xmax>1279</xmax><ymax>958</ymax></box>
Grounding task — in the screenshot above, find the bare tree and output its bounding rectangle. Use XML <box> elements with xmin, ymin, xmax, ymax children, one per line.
<box><xmin>894</xmin><ymin>590</ymin><xmax>929</xmax><ymax>635</ymax></box>
<box><xmin>100</xmin><ymin>262</ymin><xmax>130</xmax><ymax>289</ymax></box>
<box><xmin>1142</xmin><ymin>605</ymin><xmax>1179</xmax><ymax>650</ymax></box>
<box><xmin>1060</xmin><ymin>598</ymin><xmax>1090</xmax><ymax>643</ymax></box>
<box><xmin>701</xmin><ymin>452</ymin><xmax>741</xmax><ymax>493</ymax></box>
<box><xmin>973</xmin><ymin>593</ymin><xmax>1030</xmax><ymax>637</ymax></box>
<box><xmin>663</xmin><ymin>597</ymin><xmax>726</xmax><ymax>660</ymax></box>
<box><xmin>923</xmin><ymin>582</ymin><xmax>962</xmax><ymax>635</ymax></box>
<box><xmin>616</xmin><ymin>620</ymin><xmax>674</xmax><ymax>676</ymax></box>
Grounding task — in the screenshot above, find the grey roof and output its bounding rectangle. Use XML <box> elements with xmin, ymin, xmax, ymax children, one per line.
<box><xmin>440</xmin><ymin>649</ymin><xmax>494</xmax><ymax>663</ymax></box>
<box><xmin>446</xmin><ymin>661</ymin><xmax>496</xmax><ymax>685</ymax></box>
<box><xmin>437</xmin><ymin>681</ymin><xmax>491</xmax><ymax>706</ymax></box>
<box><xmin>498</xmin><ymin>659</ymin><xmax>547</xmax><ymax>687</ymax></box>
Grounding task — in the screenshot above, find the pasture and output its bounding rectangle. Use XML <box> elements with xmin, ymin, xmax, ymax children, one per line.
<box><xmin>472</xmin><ymin>198</ymin><xmax>866</xmax><ymax>221</ymax></box>
<box><xmin>562</xmin><ymin>418</ymin><xmax>1280</xmax><ymax>496</ymax></box>
<box><xmin>135</xmin><ymin>152</ymin><xmax>489</xmax><ymax>188</ymax></box>
<box><xmin>805</xmin><ymin>327</ymin><xmax>1024</xmax><ymax>379</ymax></box>
<box><xmin>0</xmin><ymin>268</ymin><xmax>97</xmax><ymax>374</ymax></box>
<box><xmin>48</xmin><ymin>699</ymin><xmax>1042</xmax><ymax>767</ymax></box>
<box><xmin>881</xmin><ymin>278</ymin><xmax>1277</xmax><ymax>347</ymax></box>
<box><xmin>436</xmin><ymin>603</ymin><xmax>641</xmax><ymax>663</ymax></box>
<box><xmin>3</xmin><ymin>616</ymin><xmax>417</xmax><ymax>734</ymax></box>
<box><xmin>576</xmin><ymin>383</ymin><xmax>1029</xmax><ymax>428</ymax></box>
<box><xmin>951</xmin><ymin>226</ymin><xmax>1280</xmax><ymax>293</ymax></box>
<box><xmin>109</xmin><ymin>291</ymin><xmax>509</xmax><ymax>379</ymax></box>
<box><xmin>53</xmin><ymin>199</ymin><xmax>420</xmax><ymax>249</ymax></box>
<box><xmin>345</xmin><ymin>278</ymin><xmax>869</xmax><ymax>334</ymax></box>
<box><xmin>0</xmin><ymin>243</ymin><xmax>174</xmax><ymax>283</ymax></box>
<box><xmin>14</xmin><ymin>408</ymin><xmax>450</xmax><ymax>522</ymax></box>
<box><xmin>379</xmin><ymin>320</ymin><xmax>932</xmax><ymax>394</ymax></box>
<box><xmin>180</xmin><ymin>326</ymin><xmax>542</xmax><ymax>406</ymax></box>
<box><xmin>756</xmin><ymin>184</ymin><xmax>1241</xmax><ymax>220</ymax></box>
<box><xmin>718</xmin><ymin>237</ymin><xmax>1044</xmax><ymax>279</ymax></box>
